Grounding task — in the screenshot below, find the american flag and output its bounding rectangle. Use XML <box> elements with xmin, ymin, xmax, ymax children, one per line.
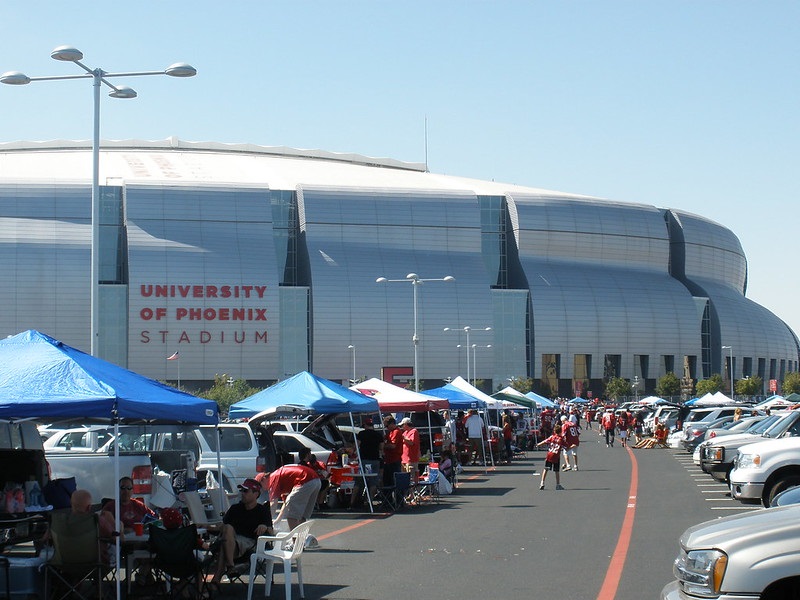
<box><xmin>166</xmin><ymin>351</ymin><xmax>180</xmax><ymax>361</ymax></box>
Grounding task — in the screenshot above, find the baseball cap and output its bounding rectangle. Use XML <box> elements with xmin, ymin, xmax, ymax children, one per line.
<box><xmin>160</xmin><ymin>507</ymin><xmax>183</xmax><ymax>530</ymax></box>
<box><xmin>238</xmin><ymin>478</ymin><xmax>261</xmax><ymax>493</ymax></box>
<box><xmin>399</xmin><ymin>417</ymin><xmax>412</xmax><ymax>426</ymax></box>
<box><xmin>560</xmin><ymin>415</ymin><xmax>568</xmax><ymax>422</ymax></box>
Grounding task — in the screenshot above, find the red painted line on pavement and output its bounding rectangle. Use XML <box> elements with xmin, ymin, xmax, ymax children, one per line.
<box><xmin>595</xmin><ymin>444</ymin><xmax>639</xmax><ymax>600</ymax></box>
<box><xmin>316</xmin><ymin>518</ymin><xmax>375</xmax><ymax>541</ymax></box>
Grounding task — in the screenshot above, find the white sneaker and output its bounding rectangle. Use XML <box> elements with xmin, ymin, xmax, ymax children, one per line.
<box><xmin>539</xmin><ymin>483</ymin><xmax>544</xmax><ymax>490</ymax></box>
<box><xmin>573</xmin><ymin>466</ymin><xmax>579</xmax><ymax>471</ymax></box>
<box><xmin>562</xmin><ymin>466</ymin><xmax>571</xmax><ymax>471</ymax></box>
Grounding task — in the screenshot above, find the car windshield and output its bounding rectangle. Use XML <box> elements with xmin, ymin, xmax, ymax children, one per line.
<box><xmin>761</xmin><ymin>412</ymin><xmax>798</xmax><ymax>437</ymax></box>
<box><xmin>742</xmin><ymin>415</ymin><xmax>777</xmax><ymax>433</ymax></box>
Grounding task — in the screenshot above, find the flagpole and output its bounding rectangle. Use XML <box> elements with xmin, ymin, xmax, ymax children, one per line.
<box><xmin>167</xmin><ymin>351</ymin><xmax>180</xmax><ymax>390</ymax></box>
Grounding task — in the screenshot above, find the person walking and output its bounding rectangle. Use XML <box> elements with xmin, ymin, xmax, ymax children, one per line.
<box><xmin>561</xmin><ymin>416</ymin><xmax>580</xmax><ymax>471</ymax></box>
<box><xmin>537</xmin><ymin>424</ymin><xmax>566</xmax><ymax>490</ymax></box>
<box><xmin>464</xmin><ymin>409</ymin><xmax>485</xmax><ymax>466</ymax></box>
<box><xmin>601</xmin><ymin>408</ymin><xmax>616</xmax><ymax>447</ymax></box>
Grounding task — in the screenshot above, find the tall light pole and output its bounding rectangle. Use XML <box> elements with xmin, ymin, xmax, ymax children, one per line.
<box><xmin>376</xmin><ymin>273</ymin><xmax>455</xmax><ymax>391</ymax></box>
<box><xmin>722</xmin><ymin>345</ymin><xmax>734</xmax><ymax>398</ymax></box>
<box><xmin>347</xmin><ymin>344</ymin><xmax>356</xmax><ymax>384</ymax></box>
<box><xmin>444</xmin><ymin>325</ymin><xmax>491</xmax><ymax>383</ymax></box>
<box><xmin>1</xmin><ymin>46</ymin><xmax>196</xmax><ymax>356</ymax></box>
<box><xmin>472</xmin><ymin>344</ymin><xmax>492</xmax><ymax>387</ymax></box>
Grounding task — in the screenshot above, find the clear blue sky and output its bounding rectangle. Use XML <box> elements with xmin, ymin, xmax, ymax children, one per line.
<box><xmin>2</xmin><ymin>2</ymin><xmax>798</xmax><ymax>340</ymax></box>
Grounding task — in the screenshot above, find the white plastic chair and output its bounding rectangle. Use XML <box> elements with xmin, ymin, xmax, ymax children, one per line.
<box><xmin>246</xmin><ymin>520</ymin><xmax>315</xmax><ymax>600</ymax></box>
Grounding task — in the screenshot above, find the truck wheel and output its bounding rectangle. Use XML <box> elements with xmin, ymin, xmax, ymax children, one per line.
<box><xmin>761</xmin><ymin>577</ymin><xmax>800</xmax><ymax>599</ymax></box>
<box><xmin>765</xmin><ymin>476</ymin><xmax>800</xmax><ymax>507</ymax></box>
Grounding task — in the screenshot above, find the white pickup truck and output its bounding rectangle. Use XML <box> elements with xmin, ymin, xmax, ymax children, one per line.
<box><xmin>729</xmin><ymin>435</ymin><xmax>800</xmax><ymax>507</ymax></box>
<box><xmin>45</xmin><ymin>423</ymin><xmax>266</xmax><ymax>506</ymax></box>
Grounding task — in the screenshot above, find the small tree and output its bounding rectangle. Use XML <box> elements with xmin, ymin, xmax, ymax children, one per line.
<box><xmin>199</xmin><ymin>373</ymin><xmax>262</xmax><ymax>417</ymax></box>
<box><xmin>507</xmin><ymin>377</ymin><xmax>534</xmax><ymax>394</ymax></box>
<box><xmin>735</xmin><ymin>376</ymin><xmax>763</xmax><ymax>398</ymax></box>
<box><xmin>605</xmin><ymin>377</ymin><xmax>632</xmax><ymax>401</ymax></box>
<box><xmin>783</xmin><ymin>372</ymin><xmax>800</xmax><ymax>395</ymax></box>
<box><xmin>695</xmin><ymin>374</ymin><xmax>723</xmax><ymax>396</ymax></box>
<box><xmin>656</xmin><ymin>372</ymin><xmax>681</xmax><ymax>398</ymax></box>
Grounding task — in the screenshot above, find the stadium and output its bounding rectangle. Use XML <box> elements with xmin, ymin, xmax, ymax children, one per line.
<box><xmin>0</xmin><ymin>138</ymin><xmax>796</xmax><ymax>397</ymax></box>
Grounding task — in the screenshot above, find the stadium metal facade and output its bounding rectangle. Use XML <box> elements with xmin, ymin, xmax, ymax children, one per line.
<box><xmin>0</xmin><ymin>139</ymin><xmax>796</xmax><ymax>397</ymax></box>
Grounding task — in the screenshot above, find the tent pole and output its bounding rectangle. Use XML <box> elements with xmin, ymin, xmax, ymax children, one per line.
<box><xmin>349</xmin><ymin>413</ymin><xmax>373</xmax><ymax>513</ymax></box>
<box><xmin>113</xmin><ymin>418</ymin><xmax>121</xmax><ymax>600</ymax></box>
<box><xmin>216</xmin><ymin>425</ymin><xmax>225</xmax><ymax>518</ymax></box>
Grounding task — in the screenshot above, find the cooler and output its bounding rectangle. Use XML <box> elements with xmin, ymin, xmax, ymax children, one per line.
<box><xmin>0</xmin><ymin>555</ymin><xmax>46</xmax><ymax>598</ymax></box>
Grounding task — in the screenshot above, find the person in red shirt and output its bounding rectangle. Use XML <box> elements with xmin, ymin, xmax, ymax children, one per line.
<box><xmin>561</xmin><ymin>417</ymin><xmax>581</xmax><ymax>470</ymax></box>
<box><xmin>617</xmin><ymin>410</ymin><xmax>630</xmax><ymax>447</ymax></box>
<box><xmin>601</xmin><ymin>408</ymin><xmax>617</xmax><ymax>447</ymax></box>
<box><xmin>540</xmin><ymin>408</ymin><xmax>554</xmax><ymax>438</ymax></box>
<box><xmin>536</xmin><ymin>424</ymin><xmax>566</xmax><ymax>490</ymax></box>
<box><xmin>267</xmin><ymin>463</ymin><xmax>321</xmax><ymax>530</ymax></box>
<box><xmin>102</xmin><ymin>476</ymin><xmax>155</xmax><ymax>533</ymax></box>
<box><xmin>382</xmin><ymin>416</ymin><xmax>403</xmax><ymax>487</ymax></box>
<box><xmin>400</xmin><ymin>417</ymin><xmax>421</xmax><ymax>482</ymax></box>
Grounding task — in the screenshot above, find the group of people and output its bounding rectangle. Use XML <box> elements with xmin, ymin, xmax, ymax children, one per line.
<box><xmin>536</xmin><ymin>411</ymin><xmax>581</xmax><ymax>490</ymax></box>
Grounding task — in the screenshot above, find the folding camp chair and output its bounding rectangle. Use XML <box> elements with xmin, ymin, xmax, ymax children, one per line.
<box><xmin>44</xmin><ymin>511</ymin><xmax>113</xmax><ymax>600</ymax></box>
<box><xmin>149</xmin><ymin>523</ymin><xmax>208</xmax><ymax>600</ymax></box>
<box><xmin>374</xmin><ymin>471</ymin><xmax>412</xmax><ymax>512</ymax></box>
<box><xmin>413</xmin><ymin>467</ymin><xmax>441</xmax><ymax>504</ymax></box>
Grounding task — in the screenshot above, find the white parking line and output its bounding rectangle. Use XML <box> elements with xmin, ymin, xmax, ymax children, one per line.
<box><xmin>701</xmin><ymin>489</ymin><xmax>730</xmax><ymax>493</ymax></box>
<box><xmin>710</xmin><ymin>506</ymin><xmax>760</xmax><ymax>511</ymax></box>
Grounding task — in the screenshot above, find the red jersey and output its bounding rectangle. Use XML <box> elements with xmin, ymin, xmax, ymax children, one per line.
<box><xmin>617</xmin><ymin>412</ymin><xmax>629</xmax><ymax>429</ymax></box>
<box><xmin>543</xmin><ymin>434</ymin><xmax>566</xmax><ymax>463</ymax></box>
<box><xmin>601</xmin><ymin>412</ymin><xmax>616</xmax><ymax>430</ymax></box>
<box><xmin>562</xmin><ymin>422</ymin><xmax>580</xmax><ymax>447</ymax></box>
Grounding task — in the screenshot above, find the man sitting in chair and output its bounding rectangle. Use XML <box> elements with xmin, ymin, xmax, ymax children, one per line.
<box><xmin>210</xmin><ymin>478</ymin><xmax>274</xmax><ymax>586</ymax></box>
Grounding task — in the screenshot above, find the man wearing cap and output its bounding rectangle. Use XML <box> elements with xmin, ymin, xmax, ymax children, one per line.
<box><xmin>399</xmin><ymin>417</ymin><xmax>421</xmax><ymax>482</ymax></box>
<box><xmin>211</xmin><ymin>477</ymin><xmax>273</xmax><ymax>585</ymax></box>
<box><xmin>267</xmin><ymin>462</ymin><xmax>321</xmax><ymax>530</ymax></box>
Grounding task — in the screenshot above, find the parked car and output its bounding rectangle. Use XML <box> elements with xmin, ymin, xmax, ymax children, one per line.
<box><xmin>680</xmin><ymin>406</ymin><xmax>741</xmax><ymax>433</ymax></box>
<box><xmin>770</xmin><ymin>484</ymin><xmax>800</xmax><ymax>507</ymax></box>
<box><xmin>661</xmin><ymin>504</ymin><xmax>800</xmax><ymax>599</ymax></box>
<box><xmin>730</xmin><ymin>432</ymin><xmax>800</xmax><ymax>506</ymax></box>
<box><xmin>272</xmin><ymin>430</ymin><xmax>339</xmax><ymax>467</ymax></box>
<box><xmin>681</xmin><ymin>415</ymin><xmax>736</xmax><ymax>453</ymax></box>
<box><xmin>704</xmin><ymin>414</ymin><xmax>768</xmax><ymax>442</ymax></box>
<box><xmin>643</xmin><ymin>406</ymin><xmax>681</xmax><ymax>434</ymax></box>
<box><xmin>43</xmin><ymin>425</ymin><xmax>114</xmax><ymax>452</ymax></box>
<box><xmin>700</xmin><ymin>410</ymin><xmax>797</xmax><ymax>483</ymax></box>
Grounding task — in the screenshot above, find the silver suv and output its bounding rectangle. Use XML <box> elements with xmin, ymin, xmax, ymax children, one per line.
<box><xmin>661</xmin><ymin>504</ymin><xmax>800</xmax><ymax>599</ymax></box>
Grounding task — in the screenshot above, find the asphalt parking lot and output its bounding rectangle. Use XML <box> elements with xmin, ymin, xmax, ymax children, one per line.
<box><xmin>222</xmin><ymin>432</ymin><xmax>760</xmax><ymax>600</ymax></box>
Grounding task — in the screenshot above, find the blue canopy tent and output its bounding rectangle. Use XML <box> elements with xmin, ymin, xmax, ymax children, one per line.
<box><xmin>425</xmin><ymin>383</ymin><xmax>487</xmax><ymax>410</ymax></box>
<box><xmin>0</xmin><ymin>330</ymin><xmax>219</xmax><ymax>600</ymax></box>
<box><xmin>228</xmin><ymin>371</ymin><xmax>378</xmax><ymax>419</ymax></box>
<box><xmin>229</xmin><ymin>371</ymin><xmax>379</xmax><ymax>512</ymax></box>
<box><xmin>0</xmin><ymin>330</ymin><xmax>218</xmax><ymax>423</ymax></box>
<box><xmin>526</xmin><ymin>391</ymin><xmax>557</xmax><ymax>408</ymax></box>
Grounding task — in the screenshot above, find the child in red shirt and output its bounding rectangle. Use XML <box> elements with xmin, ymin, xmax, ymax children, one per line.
<box><xmin>536</xmin><ymin>424</ymin><xmax>566</xmax><ymax>490</ymax></box>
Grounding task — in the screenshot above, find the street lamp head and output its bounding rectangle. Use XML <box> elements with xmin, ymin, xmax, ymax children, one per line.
<box><xmin>375</xmin><ymin>277</ymin><xmax>387</xmax><ymax>284</ymax></box>
<box><xmin>406</xmin><ymin>273</ymin><xmax>419</xmax><ymax>281</ymax></box>
<box><xmin>50</xmin><ymin>46</ymin><xmax>84</xmax><ymax>62</ymax></box>
<box><xmin>347</xmin><ymin>345</ymin><xmax>355</xmax><ymax>350</ymax></box>
<box><xmin>165</xmin><ymin>62</ymin><xmax>197</xmax><ymax>77</ymax></box>
<box><xmin>443</xmin><ymin>275</ymin><xmax>455</xmax><ymax>282</ymax></box>
<box><xmin>108</xmin><ymin>85</ymin><xmax>137</xmax><ymax>99</ymax></box>
<box><xmin>0</xmin><ymin>71</ymin><xmax>31</xmax><ymax>85</ymax></box>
